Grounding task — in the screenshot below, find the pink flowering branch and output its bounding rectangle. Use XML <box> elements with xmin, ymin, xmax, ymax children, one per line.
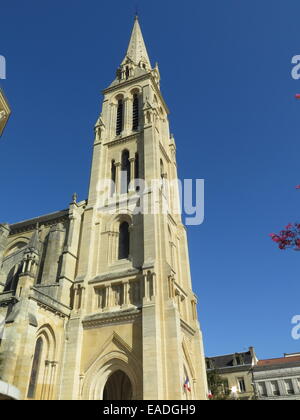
<box><xmin>270</xmin><ymin>186</ymin><xmax>300</xmax><ymax>251</ymax></box>
<box><xmin>269</xmin><ymin>223</ymin><xmax>300</xmax><ymax>250</ymax></box>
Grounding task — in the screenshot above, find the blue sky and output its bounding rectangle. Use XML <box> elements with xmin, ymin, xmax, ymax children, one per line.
<box><xmin>1</xmin><ymin>0</ymin><xmax>300</xmax><ymax>360</ymax></box>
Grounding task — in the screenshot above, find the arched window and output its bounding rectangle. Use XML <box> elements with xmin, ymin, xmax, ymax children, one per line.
<box><xmin>121</xmin><ymin>150</ymin><xmax>130</xmax><ymax>194</ymax></box>
<box><xmin>4</xmin><ymin>241</ymin><xmax>27</xmax><ymax>257</ymax></box>
<box><xmin>134</xmin><ymin>153</ymin><xmax>140</xmax><ymax>192</ymax></box>
<box><xmin>111</xmin><ymin>160</ymin><xmax>116</xmax><ymax>196</ymax></box>
<box><xmin>135</xmin><ymin>153</ymin><xmax>139</xmax><ymax>189</ymax></box>
<box><xmin>160</xmin><ymin>159</ymin><xmax>164</xmax><ymax>180</ymax></box>
<box><xmin>116</xmin><ymin>99</ymin><xmax>123</xmax><ymax>136</ymax></box>
<box><xmin>4</xmin><ymin>264</ymin><xmax>22</xmax><ymax>294</ymax></box>
<box><xmin>118</xmin><ymin>222</ymin><xmax>130</xmax><ymax>260</ymax></box>
<box><xmin>27</xmin><ymin>337</ymin><xmax>43</xmax><ymax>398</ymax></box>
<box><xmin>132</xmin><ymin>94</ymin><xmax>139</xmax><ymax>131</ymax></box>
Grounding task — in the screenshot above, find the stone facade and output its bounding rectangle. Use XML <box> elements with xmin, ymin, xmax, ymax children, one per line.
<box><xmin>0</xmin><ymin>17</ymin><xmax>208</xmax><ymax>400</ymax></box>
<box><xmin>253</xmin><ymin>354</ymin><xmax>300</xmax><ymax>400</ymax></box>
<box><xmin>0</xmin><ymin>88</ymin><xmax>10</xmax><ymax>136</ymax></box>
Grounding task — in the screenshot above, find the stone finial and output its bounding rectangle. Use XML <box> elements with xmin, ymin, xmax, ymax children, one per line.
<box><xmin>0</xmin><ymin>223</ymin><xmax>10</xmax><ymax>242</ymax></box>
<box><xmin>72</xmin><ymin>192</ymin><xmax>78</xmax><ymax>204</ymax></box>
<box><xmin>94</xmin><ymin>115</ymin><xmax>105</xmax><ymax>141</ymax></box>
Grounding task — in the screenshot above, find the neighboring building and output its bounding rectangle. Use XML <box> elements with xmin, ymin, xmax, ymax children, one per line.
<box><xmin>0</xmin><ymin>88</ymin><xmax>11</xmax><ymax>136</ymax></box>
<box><xmin>206</xmin><ymin>347</ymin><xmax>258</xmax><ymax>400</ymax></box>
<box><xmin>0</xmin><ymin>17</ymin><xmax>208</xmax><ymax>400</ymax></box>
<box><xmin>253</xmin><ymin>354</ymin><xmax>300</xmax><ymax>400</ymax></box>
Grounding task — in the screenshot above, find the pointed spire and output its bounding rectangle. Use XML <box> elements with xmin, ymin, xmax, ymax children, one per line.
<box><xmin>122</xmin><ymin>16</ymin><xmax>151</xmax><ymax>69</ymax></box>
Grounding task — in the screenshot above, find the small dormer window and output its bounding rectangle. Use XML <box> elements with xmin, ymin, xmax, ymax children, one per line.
<box><xmin>234</xmin><ymin>354</ymin><xmax>244</xmax><ymax>366</ymax></box>
<box><xmin>126</xmin><ymin>66</ymin><xmax>130</xmax><ymax>79</ymax></box>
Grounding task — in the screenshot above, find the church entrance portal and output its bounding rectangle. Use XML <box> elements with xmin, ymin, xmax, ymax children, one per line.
<box><xmin>102</xmin><ymin>370</ymin><xmax>133</xmax><ymax>400</ymax></box>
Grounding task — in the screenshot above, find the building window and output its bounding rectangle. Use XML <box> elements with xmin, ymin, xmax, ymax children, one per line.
<box><xmin>96</xmin><ymin>287</ymin><xmax>106</xmax><ymax>310</ymax></box>
<box><xmin>237</xmin><ymin>377</ymin><xmax>246</xmax><ymax>393</ymax></box>
<box><xmin>258</xmin><ymin>382</ymin><xmax>267</xmax><ymax>397</ymax></box>
<box><xmin>118</xmin><ymin>222</ymin><xmax>130</xmax><ymax>260</ymax></box>
<box><xmin>27</xmin><ymin>337</ymin><xmax>43</xmax><ymax>398</ymax></box>
<box><xmin>134</xmin><ymin>153</ymin><xmax>139</xmax><ymax>190</ymax></box>
<box><xmin>132</xmin><ymin>93</ymin><xmax>139</xmax><ymax>131</ymax></box>
<box><xmin>160</xmin><ymin>159</ymin><xmax>164</xmax><ymax>180</ymax></box>
<box><xmin>285</xmin><ymin>379</ymin><xmax>295</xmax><ymax>395</ymax></box>
<box><xmin>223</xmin><ymin>379</ymin><xmax>230</xmax><ymax>395</ymax></box>
<box><xmin>271</xmin><ymin>381</ymin><xmax>280</xmax><ymax>396</ymax></box>
<box><xmin>121</xmin><ymin>150</ymin><xmax>130</xmax><ymax>194</ymax></box>
<box><xmin>111</xmin><ymin>160</ymin><xmax>116</xmax><ymax>196</ymax></box>
<box><xmin>4</xmin><ymin>264</ymin><xmax>22</xmax><ymax>294</ymax></box>
<box><xmin>116</xmin><ymin>99</ymin><xmax>123</xmax><ymax>135</ymax></box>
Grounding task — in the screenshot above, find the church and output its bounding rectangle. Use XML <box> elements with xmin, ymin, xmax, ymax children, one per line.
<box><xmin>0</xmin><ymin>17</ymin><xmax>208</xmax><ymax>400</ymax></box>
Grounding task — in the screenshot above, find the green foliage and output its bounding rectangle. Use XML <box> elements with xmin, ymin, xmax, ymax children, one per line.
<box><xmin>207</xmin><ymin>369</ymin><xmax>232</xmax><ymax>400</ymax></box>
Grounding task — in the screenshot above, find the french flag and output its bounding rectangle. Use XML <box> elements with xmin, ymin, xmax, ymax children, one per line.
<box><xmin>184</xmin><ymin>377</ymin><xmax>191</xmax><ymax>392</ymax></box>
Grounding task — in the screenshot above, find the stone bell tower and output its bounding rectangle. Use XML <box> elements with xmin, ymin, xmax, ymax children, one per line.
<box><xmin>0</xmin><ymin>16</ymin><xmax>207</xmax><ymax>401</ymax></box>
<box><xmin>59</xmin><ymin>16</ymin><xmax>208</xmax><ymax>400</ymax></box>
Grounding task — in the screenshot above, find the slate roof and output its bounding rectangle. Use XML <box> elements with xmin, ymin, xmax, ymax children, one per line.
<box><xmin>9</xmin><ymin>209</ymin><xmax>69</xmax><ymax>235</ymax></box>
<box><xmin>206</xmin><ymin>350</ymin><xmax>253</xmax><ymax>371</ymax></box>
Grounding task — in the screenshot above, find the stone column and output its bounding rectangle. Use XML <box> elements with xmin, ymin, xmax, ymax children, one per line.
<box><xmin>129</xmin><ymin>157</ymin><xmax>136</xmax><ymax>192</ymax></box>
<box><xmin>115</xmin><ymin>162</ymin><xmax>121</xmax><ymax>195</ymax></box>
<box><xmin>123</xmin><ymin>281</ymin><xmax>129</xmax><ymax>306</ymax></box>
<box><xmin>105</xmin><ymin>284</ymin><xmax>111</xmax><ymax>310</ymax></box>
<box><xmin>151</xmin><ymin>272</ymin><xmax>156</xmax><ymax>301</ymax></box>
<box><xmin>124</xmin><ymin>97</ymin><xmax>132</xmax><ymax>135</ymax></box>
<box><xmin>143</xmin><ymin>274</ymin><xmax>148</xmax><ymax>302</ymax></box>
<box><xmin>109</xmin><ymin>103</ymin><xmax>117</xmax><ymax>138</ymax></box>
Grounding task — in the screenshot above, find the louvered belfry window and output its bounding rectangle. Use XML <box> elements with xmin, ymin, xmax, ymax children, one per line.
<box><xmin>116</xmin><ymin>99</ymin><xmax>123</xmax><ymax>135</ymax></box>
<box><xmin>121</xmin><ymin>150</ymin><xmax>131</xmax><ymax>194</ymax></box>
<box><xmin>132</xmin><ymin>94</ymin><xmax>139</xmax><ymax>131</ymax></box>
<box><xmin>119</xmin><ymin>222</ymin><xmax>130</xmax><ymax>260</ymax></box>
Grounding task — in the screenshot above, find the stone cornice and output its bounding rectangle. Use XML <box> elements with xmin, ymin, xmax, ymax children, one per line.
<box><xmin>30</xmin><ymin>287</ymin><xmax>71</xmax><ymax>317</ymax></box>
<box><xmin>105</xmin><ymin>133</ymin><xmax>138</xmax><ymax>148</ymax></box>
<box><xmin>207</xmin><ymin>364</ymin><xmax>253</xmax><ymax>375</ymax></box>
<box><xmin>102</xmin><ymin>73</ymin><xmax>170</xmax><ymax>115</ymax></box>
<box><xmin>180</xmin><ymin>319</ymin><xmax>197</xmax><ymax>336</ymax></box>
<box><xmin>83</xmin><ymin>308</ymin><xmax>141</xmax><ymax>329</ymax></box>
<box><xmin>9</xmin><ymin>211</ymin><xmax>69</xmax><ymax>236</ymax></box>
<box><xmin>89</xmin><ymin>267</ymin><xmax>141</xmax><ymax>284</ymax></box>
<box><xmin>254</xmin><ymin>364</ymin><xmax>300</xmax><ymax>375</ymax></box>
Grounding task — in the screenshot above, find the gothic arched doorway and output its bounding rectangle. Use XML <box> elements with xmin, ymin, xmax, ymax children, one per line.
<box><xmin>103</xmin><ymin>370</ymin><xmax>133</xmax><ymax>400</ymax></box>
